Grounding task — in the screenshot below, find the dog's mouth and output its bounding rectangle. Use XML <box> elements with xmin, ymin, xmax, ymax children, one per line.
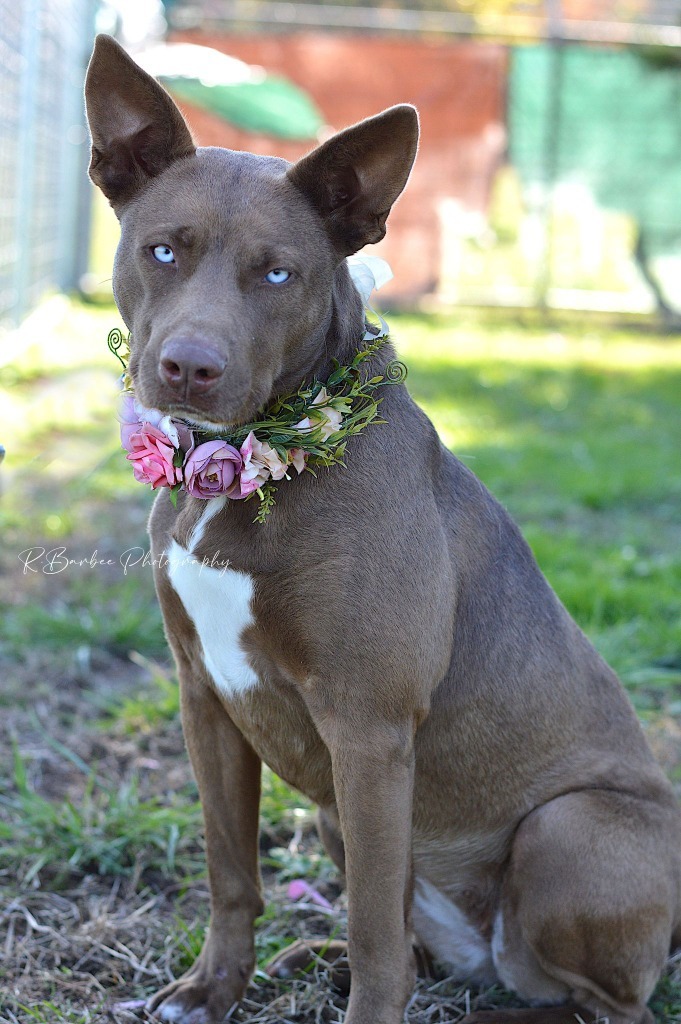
<box><xmin>159</xmin><ymin>388</ymin><xmax>266</xmax><ymax>434</ymax></box>
<box><xmin>149</xmin><ymin>400</ymin><xmax>239</xmax><ymax>433</ymax></box>
<box><xmin>134</xmin><ymin>378</ymin><xmax>267</xmax><ymax>435</ymax></box>
<box><xmin>170</xmin><ymin>411</ymin><xmax>236</xmax><ymax>433</ymax></box>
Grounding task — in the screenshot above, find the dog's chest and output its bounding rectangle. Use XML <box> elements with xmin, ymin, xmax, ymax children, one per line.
<box><xmin>164</xmin><ymin>502</ymin><xmax>335</xmax><ymax>801</ymax></box>
<box><xmin>165</xmin><ymin>498</ymin><xmax>259</xmax><ymax>698</ymax></box>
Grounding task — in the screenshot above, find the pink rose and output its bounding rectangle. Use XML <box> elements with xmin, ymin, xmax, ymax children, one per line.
<box><xmin>184</xmin><ymin>440</ymin><xmax>242</xmax><ymax>499</ymax></box>
<box><xmin>226</xmin><ymin>431</ymin><xmax>271</xmax><ymax>499</ymax></box>
<box><xmin>126</xmin><ymin>425</ymin><xmax>181</xmax><ymax>489</ymax></box>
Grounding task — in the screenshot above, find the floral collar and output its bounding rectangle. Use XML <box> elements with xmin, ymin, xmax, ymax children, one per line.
<box><xmin>110</xmin><ymin>257</ymin><xmax>406</xmax><ymax>522</ymax></box>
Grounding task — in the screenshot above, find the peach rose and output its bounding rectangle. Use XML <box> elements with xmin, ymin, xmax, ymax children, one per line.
<box><xmin>226</xmin><ymin>431</ymin><xmax>272</xmax><ymax>499</ymax></box>
<box><xmin>310</xmin><ymin>387</ymin><xmax>343</xmax><ymax>440</ymax></box>
<box><xmin>288</xmin><ymin>448</ymin><xmax>307</xmax><ymax>475</ymax></box>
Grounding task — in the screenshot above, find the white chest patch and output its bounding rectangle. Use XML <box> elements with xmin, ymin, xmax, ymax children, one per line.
<box><xmin>165</xmin><ymin>499</ymin><xmax>259</xmax><ymax>698</ymax></box>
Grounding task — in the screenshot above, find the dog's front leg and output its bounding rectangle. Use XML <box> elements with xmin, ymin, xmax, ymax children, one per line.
<box><xmin>326</xmin><ymin>718</ymin><xmax>417</xmax><ymax>1024</ymax></box>
<box><xmin>147</xmin><ymin>670</ymin><xmax>263</xmax><ymax>1023</ymax></box>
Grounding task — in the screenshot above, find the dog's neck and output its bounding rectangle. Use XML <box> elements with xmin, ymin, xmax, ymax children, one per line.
<box><xmin>269</xmin><ymin>260</ymin><xmax>367</xmax><ymax>401</ymax></box>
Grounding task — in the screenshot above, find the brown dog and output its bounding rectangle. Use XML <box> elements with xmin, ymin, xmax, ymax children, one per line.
<box><xmin>85</xmin><ymin>35</ymin><xmax>681</xmax><ymax>1024</ymax></box>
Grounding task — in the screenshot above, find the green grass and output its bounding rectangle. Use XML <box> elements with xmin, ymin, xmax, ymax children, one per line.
<box><xmin>1</xmin><ymin>576</ymin><xmax>167</xmax><ymax>660</ymax></box>
<box><xmin>0</xmin><ymin>745</ymin><xmax>203</xmax><ymax>888</ymax></box>
<box><xmin>100</xmin><ymin>654</ymin><xmax>181</xmax><ymax>733</ymax></box>
<box><xmin>0</xmin><ymin>739</ymin><xmax>314</xmax><ymax>890</ymax></box>
<box><xmin>14</xmin><ymin>1005</ymin><xmax>96</xmax><ymax>1024</ymax></box>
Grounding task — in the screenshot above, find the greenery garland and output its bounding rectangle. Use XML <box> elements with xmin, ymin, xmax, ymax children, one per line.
<box><xmin>108</xmin><ymin>328</ymin><xmax>407</xmax><ymax>522</ymax></box>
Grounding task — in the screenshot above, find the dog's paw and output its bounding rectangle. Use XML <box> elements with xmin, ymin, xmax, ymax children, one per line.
<box><xmin>146</xmin><ymin>989</ymin><xmax>209</xmax><ymax>1024</ymax></box>
<box><xmin>144</xmin><ymin>937</ymin><xmax>253</xmax><ymax>1024</ymax></box>
<box><xmin>145</xmin><ymin>977</ymin><xmax>238</xmax><ymax>1024</ymax></box>
<box><xmin>149</xmin><ymin>1000</ymin><xmax>209</xmax><ymax>1024</ymax></box>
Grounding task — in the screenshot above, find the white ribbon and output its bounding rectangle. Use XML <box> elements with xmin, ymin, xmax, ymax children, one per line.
<box><xmin>346</xmin><ymin>255</ymin><xmax>393</xmax><ymax>339</ymax></box>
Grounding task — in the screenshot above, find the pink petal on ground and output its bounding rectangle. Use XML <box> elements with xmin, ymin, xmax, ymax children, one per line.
<box><xmin>287</xmin><ymin>879</ymin><xmax>308</xmax><ymax>900</ymax></box>
<box><xmin>287</xmin><ymin>879</ymin><xmax>333</xmax><ymax>910</ymax></box>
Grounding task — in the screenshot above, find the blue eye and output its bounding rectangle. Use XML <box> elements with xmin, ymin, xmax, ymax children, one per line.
<box><xmin>152</xmin><ymin>244</ymin><xmax>175</xmax><ymax>264</ymax></box>
<box><xmin>265</xmin><ymin>268</ymin><xmax>291</xmax><ymax>284</ymax></box>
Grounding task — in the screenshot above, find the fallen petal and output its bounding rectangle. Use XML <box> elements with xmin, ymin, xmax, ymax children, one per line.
<box><xmin>287</xmin><ymin>879</ymin><xmax>333</xmax><ymax>910</ymax></box>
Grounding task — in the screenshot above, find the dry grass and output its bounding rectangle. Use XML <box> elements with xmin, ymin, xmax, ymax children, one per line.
<box><xmin>0</xmin><ymin>877</ymin><xmax>521</xmax><ymax>1024</ymax></box>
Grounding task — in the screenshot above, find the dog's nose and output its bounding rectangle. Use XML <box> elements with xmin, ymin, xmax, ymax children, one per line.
<box><xmin>159</xmin><ymin>338</ymin><xmax>226</xmax><ymax>393</ymax></box>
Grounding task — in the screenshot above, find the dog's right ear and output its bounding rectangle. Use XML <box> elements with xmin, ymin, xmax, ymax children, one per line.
<box><xmin>84</xmin><ymin>35</ymin><xmax>195</xmax><ymax>210</ymax></box>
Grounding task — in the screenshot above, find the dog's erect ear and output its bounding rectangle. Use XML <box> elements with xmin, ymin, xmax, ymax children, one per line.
<box><xmin>85</xmin><ymin>34</ymin><xmax>195</xmax><ymax>209</ymax></box>
<box><xmin>288</xmin><ymin>105</ymin><xmax>419</xmax><ymax>257</ymax></box>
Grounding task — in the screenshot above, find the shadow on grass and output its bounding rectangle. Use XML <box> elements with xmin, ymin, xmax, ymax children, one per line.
<box><xmin>409</xmin><ymin>360</ymin><xmax>681</xmax><ymax>510</ymax></box>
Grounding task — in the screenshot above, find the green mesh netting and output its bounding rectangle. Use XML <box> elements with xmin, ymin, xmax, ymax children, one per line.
<box><xmin>509</xmin><ymin>44</ymin><xmax>681</xmax><ymax>255</ymax></box>
<box><xmin>162</xmin><ymin>75</ymin><xmax>324</xmax><ymax>141</ymax></box>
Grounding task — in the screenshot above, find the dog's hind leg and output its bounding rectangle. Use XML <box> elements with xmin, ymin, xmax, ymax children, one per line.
<box><xmin>266</xmin><ymin>939</ymin><xmax>352</xmax><ymax>992</ymax></box>
<box><xmin>266</xmin><ymin>938</ymin><xmax>434</xmax><ymax>995</ymax></box>
<box><xmin>484</xmin><ymin>789</ymin><xmax>681</xmax><ymax>1024</ymax></box>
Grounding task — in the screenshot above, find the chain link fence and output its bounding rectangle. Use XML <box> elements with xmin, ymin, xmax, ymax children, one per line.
<box><xmin>0</xmin><ymin>0</ymin><xmax>95</xmax><ymax>329</ymax></box>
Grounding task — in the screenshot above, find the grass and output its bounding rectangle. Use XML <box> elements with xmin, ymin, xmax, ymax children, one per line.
<box><xmin>1</xmin><ymin>298</ymin><xmax>680</xmax><ymax>1022</ymax></box>
<box><xmin>0</xmin><ymin>746</ymin><xmax>203</xmax><ymax>888</ymax></box>
<box><xmin>0</xmin><ymin>576</ymin><xmax>167</xmax><ymax>660</ymax></box>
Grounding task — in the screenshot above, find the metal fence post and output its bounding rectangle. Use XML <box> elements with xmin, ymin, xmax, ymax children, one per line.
<box><xmin>13</xmin><ymin>0</ymin><xmax>42</xmax><ymax>325</ymax></box>
<box><xmin>57</xmin><ymin>0</ymin><xmax>97</xmax><ymax>296</ymax></box>
<box><xmin>537</xmin><ymin>0</ymin><xmax>565</xmax><ymax>309</ymax></box>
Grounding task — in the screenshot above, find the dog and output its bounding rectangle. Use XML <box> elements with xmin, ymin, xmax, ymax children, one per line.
<box><xmin>85</xmin><ymin>34</ymin><xmax>681</xmax><ymax>1024</ymax></box>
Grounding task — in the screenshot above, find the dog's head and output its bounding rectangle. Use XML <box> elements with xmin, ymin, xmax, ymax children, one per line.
<box><xmin>85</xmin><ymin>35</ymin><xmax>418</xmax><ymax>427</ymax></box>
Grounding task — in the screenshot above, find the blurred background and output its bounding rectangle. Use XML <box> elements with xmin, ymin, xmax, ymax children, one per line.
<box><xmin>7</xmin><ymin>0</ymin><xmax>681</xmax><ymax>321</ymax></box>
<box><xmin>2</xmin><ymin>4</ymin><xmax>681</xmax><ymax>1022</ymax></box>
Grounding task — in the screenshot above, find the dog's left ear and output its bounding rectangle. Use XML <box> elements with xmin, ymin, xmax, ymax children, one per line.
<box><xmin>85</xmin><ymin>34</ymin><xmax>195</xmax><ymax>211</ymax></box>
<box><xmin>288</xmin><ymin>105</ymin><xmax>419</xmax><ymax>256</ymax></box>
